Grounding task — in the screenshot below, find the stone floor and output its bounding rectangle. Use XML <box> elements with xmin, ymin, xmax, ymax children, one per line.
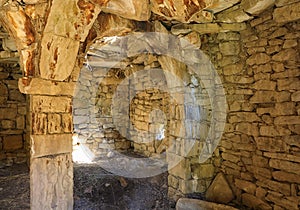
<box><xmin>0</xmin><ymin>163</ymin><xmax>172</xmax><ymax>210</ymax></box>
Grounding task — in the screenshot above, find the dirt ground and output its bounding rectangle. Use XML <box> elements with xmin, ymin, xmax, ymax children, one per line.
<box><xmin>0</xmin><ymin>163</ymin><xmax>173</xmax><ymax>210</ymax></box>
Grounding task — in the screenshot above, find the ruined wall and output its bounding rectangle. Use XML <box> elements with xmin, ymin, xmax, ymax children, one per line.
<box><xmin>0</xmin><ymin>64</ymin><xmax>27</xmax><ymax>167</ymax></box>
<box><xmin>218</xmin><ymin>3</ymin><xmax>300</xmax><ymax>210</ymax></box>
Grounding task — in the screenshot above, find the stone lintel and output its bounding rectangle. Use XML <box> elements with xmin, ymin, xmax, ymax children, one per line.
<box><xmin>31</xmin><ymin>134</ymin><xmax>72</xmax><ymax>158</ymax></box>
<box><xmin>18</xmin><ymin>77</ymin><xmax>76</xmax><ymax>96</ymax></box>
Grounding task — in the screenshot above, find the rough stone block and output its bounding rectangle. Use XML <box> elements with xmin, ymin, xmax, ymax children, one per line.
<box><xmin>102</xmin><ymin>0</ymin><xmax>150</xmax><ymax>21</ymax></box>
<box><xmin>255</xmin><ymin>137</ymin><xmax>287</xmax><ymax>152</ymax></box>
<box><xmin>219</xmin><ymin>41</ymin><xmax>240</xmax><ymax>56</ymax></box>
<box><xmin>1</xmin><ymin>120</ymin><xmax>15</xmax><ymax>129</ymax></box>
<box><xmin>236</xmin><ymin>123</ymin><xmax>259</xmax><ymax>136</ymax></box>
<box><xmin>246</xmin><ymin>53</ymin><xmax>271</xmax><ymax>66</ymax></box>
<box><xmin>3</xmin><ymin>135</ymin><xmax>23</xmax><ymax>150</ymax></box>
<box><xmin>252</xmin><ymin>155</ymin><xmax>269</xmax><ymax>168</ymax></box>
<box><xmin>151</xmin><ymin>0</ymin><xmax>213</xmax><ymax>23</ymax></box>
<box><xmin>206</xmin><ymin>173</ymin><xmax>234</xmax><ymax>204</ymax></box>
<box><xmin>19</xmin><ymin>78</ymin><xmax>76</xmax><ymax>96</ymax></box>
<box><xmin>235</xmin><ymin>179</ymin><xmax>256</xmax><ymax>194</ymax></box>
<box><xmin>0</xmin><ymin>108</ymin><xmax>17</xmax><ymax>120</ymax></box>
<box><xmin>222</xmin><ymin>152</ymin><xmax>240</xmax><ymax>163</ymax></box>
<box><xmin>272</xmin><ymin>171</ymin><xmax>300</xmax><ymax>184</ymax></box>
<box><xmin>291</xmin><ymin>91</ymin><xmax>300</xmax><ymax>102</ymax></box>
<box><xmin>62</xmin><ymin>114</ymin><xmax>73</xmax><ymax>133</ymax></box>
<box><xmin>250</xmin><ymin>91</ymin><xmax>290</xmax><ymax>103</ymax></box>
<box><xmin>272</xmin><ymin>49</ymin><xmax>298</xmax><ymax>62</ymax></box>
<box><xmin>275</xmin><ymin>0</ymin><xmax>300</xmax><ymax>7</ymax></box>
<box><xmin>191</xmin><ymin>163</ymin><xmax>215</xmax><ymax>179</ymax></box>
<box><xmin>229</xmin><ymin>112</ymin><xmax>261</xmax><ymax>123</ymax></box>
<box><xmin>31</xmin><ymin>134</ymin><xmax>72</xmax><ymax>158</ymax></box>
<box><xmin>176</xmin><ymin>198</ymin><xmax>238</xmax><ymax>210</ymax></box>
<box><xmin>242</xmin><ymin>193</ymin><xmax>271</xmax><ymax>209</ymax></box>
<box><xmin>40</xmin><ymin>34</ymin><xmax>80</xmax><ymax>81</ymax></box>
<box><xmin>223</xmin><ymin>64</ymin><xmax>244</xmax><ymax>75</ymax></box>
<box><xmin>270</xmin><ymin>159</ymin><xmax>300</xmax><ymax>175</ymax></box>
<box><xmin>48</xmin><ymin>114</ymin><xmax>62</xmax><ymax>134</ymax></box>
<box><xmin>256</xmin><ymin>177</ymin><xmax>290</xmax><ymax>195</ymax></box>
<box><xmin>32</xmin><ymin>113</ymin><xmax>47</xmax><ymax>134</ymax></box>
<box><xmin>241</xmin><ymin>0</ymin><xmax>275</xmax><ymax>15</ymax></box>
<box><xmin>31</xmin><ymin>154</ymin><xmax>73</xmax><ymax>209</ymax></box>
<box><xmin>32</xmin><ymin>96</ymin><xmax>72</xmax><ymax>113</ymax></box>
<box><xmin>216</xmin><ymin>6</ymin><xmax>252</xmax><ymax>23</ymax></box>
<box><xmin>204</xmin><ymin>0</ymin><xmax>241</xmax><ymax>14</ymax></box>
<box><xmin>168</xmin><ymin>153</ymin><xmax>191</xmax><ymax>180</ymax></box>
<box><xmin>274</xmin><ymin>116</ymin><xmax>300</xmax><ymax>125</ymax></box>
<box><xmin>266</xmin><ymin>192</ymin><xmax>299</xmax><ymax>210</ymax></box>
<box><xmin>264</xmin><ymin>153</ymin><xmax>300</xmax><ymax>163</ymax></box>
<box><xmin>252</xmin><ymin>80</ymin><xmax>276</xmax><ymax>90</ymax></box>
<box><xmin>43</xmin><ymin>0</ymin><xmax>103</xmax><ymax>41</ymax></box>
<box><xmin>277</xmin><ymin>78</ymin><xmax>300</xmax><ymax>91</ymax></box>
<box><xmin>259</xmin><ymin>126</ymin><xmax>291</xmax><ymax>136</ymax></box>
<box><xmin>273</xmin><ymin>2</ymin><xmax>300</xmax><ymax>23</ymax></box>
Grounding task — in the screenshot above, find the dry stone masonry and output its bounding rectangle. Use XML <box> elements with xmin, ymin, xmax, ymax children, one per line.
<box><xmin>0</xmin><ymin>0</ymin><xmax>299</xmax><ymax>209</ymax></box>
<box><xmin>0</xmin><ymin>63</ymin><xmax>27</xmax><ymax>167</ymax></box>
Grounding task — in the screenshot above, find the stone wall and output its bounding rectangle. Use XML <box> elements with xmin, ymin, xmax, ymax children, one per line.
<box><xmin>0</xmin><ymin>64</ymin><xmax>27</xmax><ymax>167</ymax></box>
<box><xmin>73</xmin><ymin>16</ymin><xmax>227</xmax><ymax>201</ymax></box>
<box><xmin>217</xmin><ymin>4</ymin><xmax>300</xmax><ymax>210</ymax></box>
<box><xmin>0</xmin><ymin>0</ymin><xmax>299</xmax><ymax>209</ymax></box>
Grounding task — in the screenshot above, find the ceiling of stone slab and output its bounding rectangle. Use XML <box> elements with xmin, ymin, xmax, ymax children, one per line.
<box><xmin>0</xmin><ymin>0</ymin><xmax>277</xmax><ymax>64</ymax></box>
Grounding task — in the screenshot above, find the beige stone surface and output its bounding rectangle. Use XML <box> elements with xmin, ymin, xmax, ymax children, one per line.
<box><xmin>259</xmin><ymin>126</ymin><xmax>291</xmax><ymax>136</ymax></box>
<box><xmin>241</xmin><ymin>0</ymin><xmax>275</xmax><ymax>15</ymax></box>
<box><xmin>0</xmin><ymin>7</ymin><xmax>35</xmax><ymax>49</ymax></box>
<box><xmin>31</xmin><ymin>113</ymin><xmax>47</xmax><ymax>135</ymax></box>
<box><xmin>31</xmin><ymin>95</ymin><xmax>72</xmax><ymax>113</ymax></box>
<box><xmin>40</xmin><ymin>34</ymin><xmax>80</xmax><ymax>81</ymax></box>
<box><xmin>273</xmin><ymin>2</ymin><xmax>300</xmax><ymax>23</ymax></box>
<box><xmin>204</xmin><ymin>0</ymin><xmax>241</xmax><ymax>14</ymax></box>
<box><xmin>242</xmin><ymin>193</ymin><xmax>271</xmax><ymax>209</ymax></box>
<box><xmin>219</xmin><ymin>41</ymin><xmax>240</xmax><ymax>55</ymax></box>
<box><xmin>206</xmin><ymin>173</ymin><xmax>234</xmax><ymax>204</ymax></box>
<box><xmin>151</xmin><ymin>0</ymin><xmax>213</xmax><ymax>23</ymax></box>
<box><xmin>31</xmin><ymin>134</ymin><xmax>72</xmax><ymax>158</ymax></box>
<box><xmin>272</xmin><ymin>171</ymin><xmax>300</xmax><ymax>184</ymax></box>
<box><xmin>43</xmin><ymin>0</ymin><xmax>103</xmax><ymax>41</ymax></box>
<box><xmin>158</xmin><ymin>55</ymin><xmax>190</xmax><ymax>85</ymax></box>
<box><xmin>275</xmin><ymin>0</ymin><xmax>300</xmax><ymax>7</ymax></box>
<box><xmin>31</xmin><ymin>154</ymin><xmax>73</xmax><ymax>210</ymax></box>
<box><xmin>216</xmin><ymin>5</ymin><xmax>252</xmax><ymax>23</ymax></box>
<box><xmin>235</xmin><ymin>179</ymin><xmax>257</xmax><ymax>194</ymax></box>
<box><xmin>257</xmin><ymin>177</ymin><xmax>290</xmax><ymax>195</ymax></box>
<box><xmin>255</xmin><ymin>137</ymin><xmax>287</xmax><ymax>152</ymax></box>
<box><xmin>266</xmin><ymin>192</ymin><xmax>298</xmax><ymax>210</ymax></box>
<box><xmin>176</xmin><ymin>198</ymin><xmax>238</xmax><ymax>210</ymax></box>
<box><xmin>94</xmin><ymin>13</ymin><xmax>137</xmax><ymax>38</ymax></box>
<box><xmin>19</xmin><ymin>78</ymin><xmax>76</xmax><ymax>96</ymax></box>
<box><xmin>3</xmin><ymin>135</ymin><xmax>23</xmax><ymax>150</ymax></box>
<box><xmin>191</xmin><ymin>164</ymin><xmax>215</xmax><ymax>179</ymax></box>
<box><xmin>250</xmin><ymin>91</ymin><xmax>290</xmax><ymax>103</ymax></box>
<box><xmin>264</xmin><ymin>152</ymin><xmax>300</xmax><ymax>163</ymax></box>
<box><xmin>102</xmin><ymin>0</ymin><xmax>150</xmax><ymax>21</ymax></box>
<box><xmin>274</xmin><ymin>116</ymin><xmax>300</xmax><ymax>125</ymax></box>
<box><xmin>246</xmin><ymin>53</ymin><xmax>271</xmax><ymax>65</ymax></box>
<box><xmin>269</xmin><ymin>159</ymin><xmax>300</xmax><ymax>175</ymax></box>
